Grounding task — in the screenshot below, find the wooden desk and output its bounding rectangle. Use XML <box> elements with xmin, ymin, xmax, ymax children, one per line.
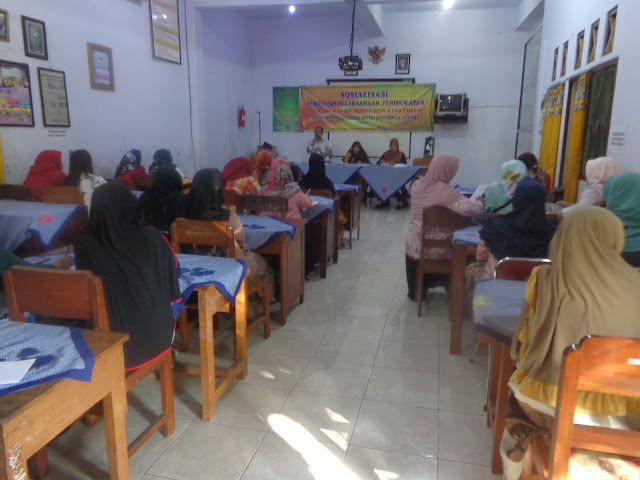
<box><xmin>306</xmin><ymin>196</ymin><xmax>340</xmax><ymax>279</ymax></box>
<box><xmin>0</xmin><ymin>330</ymin><xmax>129</xmax><ymax>480</ymax></box>
<box><xmin>448</xmin><ymin>242</ymin><xmax>477</xmax><ymax>355</ymax></box>
<box><xmin>338</xmin><ymin>188</ymin><xmax>361</xmax><ymax>249</ymax></box>
<box><xmin>256</xmin><ymin>219</ymin><xmax>305</xmax><ymax>326</ymax></box>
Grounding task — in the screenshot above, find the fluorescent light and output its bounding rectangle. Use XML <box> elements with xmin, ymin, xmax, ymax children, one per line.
<box><xmin>444</xmin><ymin>0</ymin><xmax>454</xmax><ymax>9</ymax></box>
<box><xmin>289</xmin><ymin>5</ymin><xmax>296</xmax><ymax>13</ymax></box>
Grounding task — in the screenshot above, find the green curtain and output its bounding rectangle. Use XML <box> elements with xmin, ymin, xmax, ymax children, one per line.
<box><xmin>582</xmin><ymin>64</ymin><xmax>617</xmax><ymax>175</ymax></box>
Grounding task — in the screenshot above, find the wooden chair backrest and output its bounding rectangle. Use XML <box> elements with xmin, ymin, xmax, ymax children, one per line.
<box><xmin>307</xmin><ymin>188</ymin><xmax>333</xmax><ymax>198</ymax></box>
<box><xmin>134</xmin><ymin>174</ymin><xmax>155</xmax><ymax>191</ymax></box>
<box><xmin>413</xmin><ymin>157</ymin><xmax>432</xmax><ymax>167</ymax></box>
<box><xmin>170</xmin><ymin>218</ymin><xmax>235</xmax><ymax>257</ymax></box>
<box><xmin>0</xmin><ymin>184</ymin><xmax>32</xmax><ymax>201</ymax></box>
<box><xmin>420</xmin><ymin>206</ymin><xmax>472</xmax><ymax>260</ymax></box>
<box><xmin>41</xmin><ymin>186</ymin><xmax>84</xmax><ymax>205</ymax></box>
<box><xmin>494</xmin><ymin>257</ymin><xmax>551</xmax><ymax>281</ymax></box>
<box><xmin>3</xmin><ymin>266</ymin><xmax>110</xmax><ymax>331</ymax></box>
<box><xmin>547</xmin><ymin>335</ymin><xmax>640</xmax><ymax>477</ymax></box>
<box><xmin>223</xmin><ymin>189</ymin><xmax>239</xmax><ymax>207</ymax></box>
<box><xmin>237</xmin><ymin>194</ymin><xmax>287</xmax><ymax>219</ymax></box>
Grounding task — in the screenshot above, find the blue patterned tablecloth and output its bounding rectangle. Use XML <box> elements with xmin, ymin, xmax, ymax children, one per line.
<box><xmin>356</xmin><ymin>166</ymin><xmax>424</xmax><ymax>202</ymax></box>
<box><xmin>472</xmin><ymin>279</ymin><xmax>526</xmax><ymax>344</ymax></box>
<box><xmin>0</xmin><ymin>319</ymin><xmax>95</xmax><ymax>396</ymax></box>
<box><xmin>239</xmin><ymin>215</ymin><xmax>296</xmax><ymax>251</ymax></box>
<box><xmin>302</xmin><ymin>195</ymin><xmax>334</xmax><ymax>222</ymax></box>
<box><xmin>455</xmin><ymin>185</ymin><xmax>477</xmax><ymax>195</ymax></box>
<box><xmin>335</xmin><ymin>184</ymin><xmax>359</xmax><ymax>195</ymax></box>
<box><xmin>452</xmin><ymin>226</ymin><xmax>481</xmax><ymax>245</ymax></box>
<box><xmin>295</xmin><ymin>164</ymin><xmax>362</xmax><ymax>185</ymax></box>
<box><xmin>0</xmin><ymin>200</ymin><xmax>80</xmax><ymax>252</ymax></box>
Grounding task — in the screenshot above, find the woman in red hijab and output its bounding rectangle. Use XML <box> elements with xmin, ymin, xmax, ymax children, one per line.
<box><xmin>22</xmin><ymin>150</ymin><xmax>66</xmax><ymax>201</ymax></box>
<box><xmin>222</xmin><ymin>157</ymin><xmax>260</xmax><ymax>195</ymax></box>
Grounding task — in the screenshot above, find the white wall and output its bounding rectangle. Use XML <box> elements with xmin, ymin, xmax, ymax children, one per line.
<box><xmin>534</xmin><ymin>0</ymin><xmax>640</xmax><ymax>174</ymax></box>
<box><xmin>248</xmin><ymin>7</ymin><xmax>529</xmax><ymax>186</ymax></box>
<box><xmin>1</xmin><ymin>0</ymin><xmax>192</xmax><ymax>183</ymax></box>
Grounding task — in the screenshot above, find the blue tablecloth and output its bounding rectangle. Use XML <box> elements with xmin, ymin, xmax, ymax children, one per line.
<box><xmin>239</xmin><ymin>215</ymin><xmax>296</xmax><ymax>251</ymax></box>
<box><xmin>356</xmin><ymin>165</ymin><xmax>424</xmax><ymax>202</ymax></box>
<box><xmin>335</xmin><ymin>183</ymin><xmax>359</xmax><ymax>195</ymax></box>
<box><xmin>453</xmin><ymin>226</ymin><xmax>481</xmax><ymax>245</ymax></box>
<box><xmin>0</xmin><ymin>319</ymin><xmax>95</xmax><ymax>396</ymax></box>
<box><xmin>472</xmin><ymin>279</ymin><xmax>526</xmax><ymax>344</ymax></box>
<box><xmin>0</xmin><ymin>200</ymin><xmax>80</xmax><ymax>252</ymax></box>
<box><xmin>455</xmin><ymin>185</ymin><xmax>477</xmax><ymax>195</ymax></box>
<box><xmin>302</xmin><ymin>195</ymin><xmax>334</xmax><ymax>222</ymax></box>
<box><xmin>295</xmin><ymin>163</ymin><xmax>361</xmax><ymax>184</ymax></box>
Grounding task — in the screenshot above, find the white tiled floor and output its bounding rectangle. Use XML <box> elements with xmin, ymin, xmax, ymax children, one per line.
<box><xmin>43</xmin><ymin>206</ymin><xmax>501</xmax><ymax>479</ymax></box>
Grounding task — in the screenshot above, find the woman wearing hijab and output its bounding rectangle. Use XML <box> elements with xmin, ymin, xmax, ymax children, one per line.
<box><xmin>343</xmin><ymin>141</ymin><xmax>370</xmax><ymax>164</ymax></box>
<box><xmin>222</xmin><ymin>157</ymin><xmax>260</xmax><ymax>195</ymax></box>
<box><xmin>114</xmin><ymin>149</ymin><xmax>146</xmax><ymax>186</ymax></box>
<box><xmin>504</xmin><ymin>207</ymin><xmax>640</xmax><ymax>478</ymax></box>
<box><xmin>75</xmin><ymin>182</ymin><xmax>181</xmax><ymax>370</ymax></box>
<box><xmin>299</xmin><ymin>153</ymin><xmax>336</xmax><ymax>195</ymax></box>
<box><xmin>22</xmin><ymin>150</ymin><xmax>66</xmax><ymax>201</ymax></box>
<box><xmin>518</xmin><ymin>152</ymin><xmax>551</xmax><ymax>193</ymax></box>
<box><xmin>405</xmin><ymin>153</ymin><xmax>483</xmax><ymax>300</ymax></box>
<box><xmin>253</xmin><ymin>150</ymin><xmax>273</xmax><ymax>187</ymax></box>
<box><xmin>377</xmin><ymin>138</ymin><xmax>409</xmax><ymax>209</ymax></box>
<box><xmin>604</xmin><ymin>172</ymin><xmax>640</xmax><ymax>267</ymax></box>
<box><xmin>150</xmin><ymin>148</ymin><xmax>187</xmax><ymax>180</ymax></box>
<box><xmin>184</xmin><ymin>168</ymin><xmax>273</xmax><ymax>316</ymax></box>
<box><xmin>64</xmin><ymin>149</ymin><xmax>106</xmax><ymax>209</ymax></box>
<box><xmin>137</xmin><ymin>167</ymin><xmax>185</xmax><ymax>234</ymax></box>
<box><xmin>483</xmin><ymin>159</ymin><xmax>529</xmax><ymax>215</ymax></box>
<box><xmin>260</xmin><ymin>158</ymin><xmax>313</xmax><ymax>219</ymax></box>
<box><xmin>478</xmin><ymin>177</ymin><xmax>557</xmax><ymax>278</ymax></box>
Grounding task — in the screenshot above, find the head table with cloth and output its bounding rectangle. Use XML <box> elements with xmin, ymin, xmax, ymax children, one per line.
<box><xmin>356</xmin><ymin>165</ymin><xmax>425</xmax><ymax>202</ymax></box>
<box><xmin>295</xmin><ymin>163</ymin><xmax>361</xmax><ymax>185</ymax></box>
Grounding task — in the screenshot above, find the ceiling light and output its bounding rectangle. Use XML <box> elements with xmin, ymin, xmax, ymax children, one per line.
<box><xmin>288</xmin><ymin>5</ymin><xmax>296</xmax><ymax>13</ymax></box>
<box><xmin>444</xmin><ymin>0</ymin><xmax>454</xmax><ymax>9</ymax></box>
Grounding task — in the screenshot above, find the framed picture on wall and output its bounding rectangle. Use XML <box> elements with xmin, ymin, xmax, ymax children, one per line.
<box><xmin>149</xmin><ymin>0</ymin><xmax>181</xmax><ymax>64</ymax></box>
<box><xmin>0</xmin><ymin>60</ymin><xmax>35</xmax><ymax>127</ymax></box>
<box><xmin>38</xmin><ymin>68</ymin><xmax>70</xmax><ymax>127</ymax></box>
<box><xmin>21</xmin><ymin>16</ymin><xmax>48</xmax><ymax>60</ymax></box>
<box><xmin>87</xmin><ymin>42</ymin><xmax>114</xmax><ymax>91</ymax></box>
<box><xmin>0</xmin><ymin>9</ymin><xmax>9</xmax><ymax>43</ymax></box>
<box><xmin>395</xmin><ymin>54</ymin><xmax>410</xmax><ymax>74</ymax></box>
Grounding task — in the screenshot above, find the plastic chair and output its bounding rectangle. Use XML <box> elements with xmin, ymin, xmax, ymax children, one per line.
<box><xmin>494</xmin><ymin>257</ymin><xmax>552</xmax><ymax>280</ymax></box>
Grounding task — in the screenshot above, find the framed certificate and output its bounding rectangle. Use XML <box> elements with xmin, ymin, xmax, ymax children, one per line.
<box><xmin>0</xmin><ymin>60</ymin><xmax>34</xmax><ymax>127</ymax></box>
<box><xmin>38</xmin><ymin>68</ymin><xmax>70</xmax><ymax>127</ymax></box>
<box><xmin>149</xmin><ymin>0</ymin><xmax>181</xmax><ymax>64</ymax></box>
<box><xmin>87</xmin><ymin>42</ymin><xmax>114</xmax><ymax>91</ymax></box>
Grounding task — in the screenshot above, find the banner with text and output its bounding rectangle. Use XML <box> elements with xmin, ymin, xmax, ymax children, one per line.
<box><xmin>299</xmin><ymin>83</ymin><xmax>435</xmax><ymax>132</ymax></box>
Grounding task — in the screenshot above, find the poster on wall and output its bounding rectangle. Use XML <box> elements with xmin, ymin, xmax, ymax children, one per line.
<box><xmin>0</xmin><ymin>60</ymin><xmax>34</xmax><ymax>127</ymax></box>
<box><xmin>38</xmin><ymin>68</ymin><xmax>70</xmax><ymax>127</ymax></box>
<box><xmin>299</xmin><ymin>83</ymin><xmax>436</xmax><ymax>132</ymax></box>
<box><xmin>150</xmin><ymin>0</ymin><xmax>181</xmax><ymax>64</ymax></box>
<box><xmin>273</xmin><ymin>87</ymin><xmax>300</xmax><ymax>132</ymax></box>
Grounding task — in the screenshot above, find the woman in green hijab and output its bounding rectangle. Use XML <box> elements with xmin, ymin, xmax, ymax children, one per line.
<box><xmin>484</xmin><ymin>159</ymin><xmax>529</xmax><ymax>215</ymax></box>
<box><xmin>604</xmin><ymin>172</ymin><xmax>640</xmax><ymax>267</ymax></box>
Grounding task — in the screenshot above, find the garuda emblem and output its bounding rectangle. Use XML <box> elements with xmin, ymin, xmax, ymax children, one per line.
<box><xmin>368</xmin><ymin>46</ymin><xmax>386</xmax><ymax>64</ymax></box>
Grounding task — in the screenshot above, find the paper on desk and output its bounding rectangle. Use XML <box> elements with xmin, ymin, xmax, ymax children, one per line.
<box><xmin>0</xmin><ymin>358</ymin><xmax>36</xmax><ymax>385</ymax></box>
<box><xmin>470</xmin><ymin>184</ymin><xmax>488</xmax><ymax>202</ymax></box>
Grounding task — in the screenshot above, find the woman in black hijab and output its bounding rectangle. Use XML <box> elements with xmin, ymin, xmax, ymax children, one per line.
<box><xmin>137</xmin><ymin>167</ymin><xmax>185</xmax><ymax>233</ymax></box>
<box><xmin>75</xmin><ymin>183</ymin><xmax>181</xmax><ymax>370</ymax></box>
<box><xmin>299</xmin><ymin>153</ymin><xmax>336</xmax><ymax>195</ymax></box>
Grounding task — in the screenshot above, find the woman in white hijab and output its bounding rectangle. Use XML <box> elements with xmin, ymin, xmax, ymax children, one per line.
<box><xmin>560</xmin><ymin>157</ymin><xmax>623</xmax><ymax>216</ymax></box>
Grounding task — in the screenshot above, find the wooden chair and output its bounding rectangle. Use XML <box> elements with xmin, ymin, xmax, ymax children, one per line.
<box><xmin>521</xmin><ymin>335</ymin><xmax>640</xmax><ymax>480</ymax></box>
<box><xmin>134</xmin><ymin>174</ymin><xmax>155</xmax><ymax>191</ymax></box>
<box><xmin>417</xmin><ymin>206</ymin><xmax>472</xmax><ymax>316</ymax></box>
<box><xmin>237</xmin><ymin>194</ymin><xmax>287</xmax><ymax>219</ymax></box>
<box><xmin>170</xmin><ymin>218</ymin><xmax>270</xmax><ymax>351</ymax></box>
<box><xmin>0</xmin><ymin>183</ymin><xmax>32</xmax><ymax>201</ymax></box>
<box><xmin>41</xmin><ymin>186</ymin><xmax>84</xmax><ymax>205</ymax></box>
<box><xmin>223</xmin><ymin>188</ymin><xmax>239</xmax><ymax>208</ymax></box>
<box><xmin>2</xmin><ymin>266</ymin><xmax>175</xmax><ymax>473</ymax></box>
<box><xmin>494</xmin><ymin>257</ymin><xmax>551</xmax><ymax>280</ymax></box>
<box><xmin>413</xmin><ymin>157</ymin><xmax>432</xmax><ymax>167</ymax></box>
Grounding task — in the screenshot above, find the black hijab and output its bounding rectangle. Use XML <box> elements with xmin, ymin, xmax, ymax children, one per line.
<box><xmin>480</xmin><ymin>177</ymin><xmax>557</xmax><ymax>260</ymax></box>
<box><xmin>137</xmin><ymin>167</ymin><xmax>185</xmax><ymax>232</ymax></box>
<box><xmin>184</xmin><ymin>168</ymin><xmax>231</xmax><ymax>221</ymax></box>
<box><xmin>75</xmin><ymin>182</ymin><xmax>180</xmax><ymax>369</ymax></box>
<box><xmin>299</xmin><ymin>153</ymin><xmax>336</xmax><ymax>195</ymax></box>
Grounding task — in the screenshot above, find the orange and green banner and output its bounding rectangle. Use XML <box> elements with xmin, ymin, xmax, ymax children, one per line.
<box><xmin>298</xmin><ymin>83</ymin><xmax>435</xmax><ymax>132</ymax></box>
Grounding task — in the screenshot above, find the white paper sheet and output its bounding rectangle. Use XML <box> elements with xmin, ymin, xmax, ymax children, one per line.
<box><xmin>470</xmin><ymin>184</ymin><xmax>488</xmax><ymax>202</ymax></box>
<box><xmin>0</xmin><ymin>358</ymin><xmax>36</xmax><ymax>385</ymax></box>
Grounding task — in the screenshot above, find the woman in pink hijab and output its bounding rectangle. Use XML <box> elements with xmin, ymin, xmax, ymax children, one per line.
<box><xmin>405</xmin><ymin>153</ymin><xmax>483</xmax><ymax>301</ymax></box>
<box><xmin>259</xmin><ymin>158</ymin><xmax>312</xmax><ymax>219</ymax></box>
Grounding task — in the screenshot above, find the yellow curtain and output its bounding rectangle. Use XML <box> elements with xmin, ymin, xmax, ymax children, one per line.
<box><xmin>563</xmin><ymin>74</ymin><xmax>590</xmax><ymax>202</ymax></box>
<box><xmin>538</xmin><ymin>84</ymin><xmax>565</xmax><ymax>185</ymax></box>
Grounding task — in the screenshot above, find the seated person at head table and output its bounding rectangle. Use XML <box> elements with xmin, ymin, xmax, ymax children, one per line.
<box><xmin>477</xmin><ymin>177</ymin><xmax>557</xmax><ymax>279</ymax></box>
<box><xmin>253</xmin><ymin>150</ymin><xmax>273</xmax><ymax>187</ymax></box>
<box><xmin>114</xmin><ymin>148</ymin><xmax>146</xmax><ymax>186</ymax></box>
<box><xmin>64</xmin><ymin>149</ymin><xmax>107</xmax><ymax>210</ymax></box>
<box><xmin>259</xmin><ymin>158</ymin><xmax>313</xmax><ymax>220</ymax></box>
<box><xmin>183</xmin><ymin>168</ymin><xmax>274</xmax><ymax>317</ymax></box>
<box><xmin>137</xmin><ymin>167</ymin><xmax>185</xmax><ymax>234</ymax></box>
<box><xmin>249</xmin><ymin>142</ymin><xmax>274</xmax><ymax>168</ymax></box>
<box><xmin>404</xmin><ymin>153</ymin><xmax>483</xmax><ymax>301</ymax></box>
<box><xmin>604</xmin><ymin>171</ymin><xmax>640</xmax><ymax>268</ymax></box>
<box><xmin>299</xmin><ymin>153</ymin><xmax>336</xmax><ymax>195</ymax></box>
<box><xmin>518</xmin><ymin>152</ymin><xmax>551</xmax><ymax>194</ymax></box>
<box><xmin>343</xmin><ymin>141</ymin><xmax>370</xmax><ymax>164</ymax></box>
<box><xmin>75</xmin><ymin>183</ymin><xmax>181</xmax><ymax>370</ymax></box>
<box><xmin>483</xmin><ymin>159</ymin><xmax>529</xmax><ymax>215</ymax></box>
<box><xmin>504</xmin><ymin>207</ymin><xmax>640</xmax><ymax>480</ymax></box>
<box><xmin>306</xmin><ymin>127</ymin><xmax>332</xmax><ymax>163</ymax></box>
<box><xmin>222</xmin><ymin>157</ymin><xmax>260</xmax><ymax>195</ymax></box>
<box><xmin>149</xmin><ymin>148</ymin><xmax>189</xmax><ymax>183</ymax></box>
<box><xmin>376</xmin><ymin>138</ymin><xmax>409</xmax><ymax>209</ymax></box>
<box><xmin>22</xmin><ymin>150</ymin><xmax>66</xmax><ymax>201</ymax></box>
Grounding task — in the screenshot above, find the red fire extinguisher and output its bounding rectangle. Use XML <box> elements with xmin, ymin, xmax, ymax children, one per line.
<box><xmin>238</xmin><ymin>106</ymin><xmax>246</xmax><ymax>128</ymax></box>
